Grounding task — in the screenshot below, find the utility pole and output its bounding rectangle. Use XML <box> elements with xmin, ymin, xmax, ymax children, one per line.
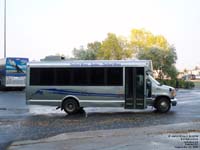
<box><xmin>4</xmin><ymin>0</ymin><xmax>6</xmax><ymax>58</ymax></box>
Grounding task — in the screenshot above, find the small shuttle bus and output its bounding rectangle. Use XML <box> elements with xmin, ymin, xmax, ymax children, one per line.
<box><xmin>0</xmin><ymin>57</ymin><xmax>29</xmax><ymax>89</ymax></box>
<box><xmin>26</xmin><ymin>58</ymin><xmax>177</xmax><ymax>114</ymax></box>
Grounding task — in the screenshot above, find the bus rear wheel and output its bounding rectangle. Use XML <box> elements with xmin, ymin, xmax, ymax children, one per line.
<box><xmin>155</xmin><ymin>97</ymin><xmax>171</xmax><ymax>113</ymax></box>
<box><xmin>62</xmin><ymin>99</ymin><xmax>79</xmax><ymax>115</ymax></box>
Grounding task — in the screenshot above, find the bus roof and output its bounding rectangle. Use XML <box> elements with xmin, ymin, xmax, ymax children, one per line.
<box><xmin>28</xmin><ymin>59</ymin><xmax>153</xmax><ymax>70</ymax></box>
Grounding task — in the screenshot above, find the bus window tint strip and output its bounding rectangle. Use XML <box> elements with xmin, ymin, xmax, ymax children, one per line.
<box><xmin>30</xmin><ymin>67</ymin><xmax>123</xmax><ymax>86</ymax></box>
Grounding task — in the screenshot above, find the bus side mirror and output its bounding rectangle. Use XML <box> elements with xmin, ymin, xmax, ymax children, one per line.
<box><xmin>146</xmin><ymin>80</ymin><xmax>152</xmax><ymax>97</ymax></box>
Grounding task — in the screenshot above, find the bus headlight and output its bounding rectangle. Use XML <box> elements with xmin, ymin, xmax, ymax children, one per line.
<box><xmin>171</xmin><ymin>89</ymin><xmax>176</xmax><ymax>98</ymax></box>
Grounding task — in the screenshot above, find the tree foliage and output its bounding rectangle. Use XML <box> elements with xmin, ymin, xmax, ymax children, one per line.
<box><xmin>137</xmin><ymin>46</ymin><xmax>178</xmax><ymax>79</ymax></box>
<box><xmin>73</xmin><ymin>33</ymin><xmax>133</xmax><ymax>60</ymax></box>
<box><xmin>130</xmin><ymin>29</ymin><xmax>170</xmax><ymax>52</ymax></box>
<box><xmin>73</xmin><ymin>41</ymin><xmax>101</xmax><ymax>60</ymax></box>
<box><xmin>72</xmin><ymin>28</ymin><xmax>178</xmax><ymax>79</ymax></box>
<box><xmin>130</xmin><ymin>29</ymin><xmax>178</xmax><ymax>79</ymax></box>
<box><xmin>98</xmin><ymin>33</ymin><xmax>132</xmax><ymax>60</ymax></box>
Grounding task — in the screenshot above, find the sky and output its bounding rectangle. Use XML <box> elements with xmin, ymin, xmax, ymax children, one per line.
<box><xmin>0</xmin><ymin>0</ymin><xmax>200</xmax><ymax>70</ymax></box>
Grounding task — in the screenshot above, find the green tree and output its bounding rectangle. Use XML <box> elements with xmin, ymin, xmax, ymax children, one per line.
<box><xmin>137</xmin><ymin>46</ymin><xmax>178</xmax><ymax>79</ymax></box>
<box><xmin>130</xmin><ymin>28</ymin><xmax>177</xmax><ymax>79</ymax></box>
<box><xmin>98</xmin><ymin>33</ymin><xmax>133</xmax><ymax>60</ymax></box>
<box><xmin>118</xmin><ymin>36</ymin><xmax>133</xmax><ymax>59</ymax></box>
<box><xmin>73</xmin><ymin>46</ymin><xmax>87</xmax><ymax>60</ymax></box>
<box><xmin>87</xmin><ymin>41</ymin><xmax>101</xmax><ymax>60</ymax></box>
<box><xmin>130</xmin><ymin>28</ymin><xmax>170</xmax><ymax>52</ymax></box>
<box><xmin>73</xmin><ymin>41</ymin><xmax>101</xmax><ymax>60</ymax></box>
<box><xmin>72</xmin><ymin>29</ymin><xmax>178</xmax><ymax>79</ymax></box>
<box><xmin>161</xmin><ymin>46</ymin><xmax>178</xmax><ymax>79</ymax></box>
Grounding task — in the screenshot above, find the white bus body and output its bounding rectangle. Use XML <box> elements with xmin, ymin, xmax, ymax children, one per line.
<box><xmin>26</xmin><ymin>59</ymin><xmax>177</xmax><ymax>114</ymax></box>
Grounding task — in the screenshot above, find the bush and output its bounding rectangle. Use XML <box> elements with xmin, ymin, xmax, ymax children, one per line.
<box><xmin>156</xmin><ymin>79</ymin><xmax>195</xmax><ymax>89</ymax></box>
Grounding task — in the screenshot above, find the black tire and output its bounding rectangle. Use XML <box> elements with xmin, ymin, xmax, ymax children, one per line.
<box><xmin>62</xmin><ymin>99</ymin><xmax>79</xmax><ymax>115</ymax></box>
<box><xmin>155</xmin><ymin>97</ymin><xmax>171</xmax><ymax>113</ymax></box>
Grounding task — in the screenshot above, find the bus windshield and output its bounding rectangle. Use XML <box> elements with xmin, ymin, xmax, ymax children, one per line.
<box><xmin>148</xmin><ymin>75</ymin><xmax>161</xmax><ymax>86</ymax></box>
<box><xmin>6</xmin><ymin>58</ymin><xmax>28</xmax><ymax>75</ymax></box>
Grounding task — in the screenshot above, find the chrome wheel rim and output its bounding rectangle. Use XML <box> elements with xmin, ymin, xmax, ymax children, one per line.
<box><xmin>67</xmin><ymin>103</ymin><xmax>74</xmax><ymax>112</ymax></box>
<box><xmin>159</xmin><ymin>101</ymin><xmax>169</xmax><ymax>111</ymax></box>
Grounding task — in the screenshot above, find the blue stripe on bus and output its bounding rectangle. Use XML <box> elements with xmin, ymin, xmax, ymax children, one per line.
<box><xmin>33</xmin><ymin>88</ymin><xmax>124</xmax><ymax>98</ymax></box>
<box><xmin>6</xmin><ymin>73</ymin><xmax>26</xmax><ymax>77</ymax></box>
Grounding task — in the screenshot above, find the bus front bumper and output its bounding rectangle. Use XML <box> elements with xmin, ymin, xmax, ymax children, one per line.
<box><xmin>171</xmin><ymin>98</ymin><xmax>177</xmax><ymax>106</ymax></box>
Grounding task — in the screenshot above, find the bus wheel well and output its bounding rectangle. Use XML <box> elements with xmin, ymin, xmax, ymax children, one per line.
<box><xmin>61</xmin><ymin>97</ymin><xmax>80</xmax><ymax>110</ymax></box>
<box><xmin>154</xmin><ymin>96</ymin><xmax>170</xmax><ymax>105</ymax></box>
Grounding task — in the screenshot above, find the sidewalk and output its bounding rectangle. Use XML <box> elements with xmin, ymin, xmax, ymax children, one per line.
<box><xmin>9</xmin><ymin>122</ymin><xmax>200</xmax><ymax>150</ymax></box>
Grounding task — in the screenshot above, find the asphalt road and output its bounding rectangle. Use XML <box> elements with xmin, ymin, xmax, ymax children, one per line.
<box><xmin>0</xmin><ymin>89</ymin><xmax>200</xmax><ymax>149</ymax></box>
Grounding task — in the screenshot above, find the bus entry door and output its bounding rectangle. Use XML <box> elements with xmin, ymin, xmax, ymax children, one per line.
<box><xmin>125</xmin><ymin>67</ymin><xmax>146</xmax><ymax>109</ymax></box>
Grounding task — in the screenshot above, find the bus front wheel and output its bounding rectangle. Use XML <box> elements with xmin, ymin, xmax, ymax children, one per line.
<box><xmin>62</xmin><ymin>99</ymin><xmax>79</xmax><ymax>115</ymax></box>
<box><xmin>155</xmin><ymin>97</ymin><xmax>171</xmax><ymax>113</ymax></box>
